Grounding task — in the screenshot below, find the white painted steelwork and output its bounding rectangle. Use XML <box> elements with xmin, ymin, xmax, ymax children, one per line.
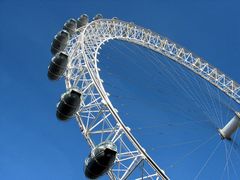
<box><xmin>62</xmin><ymin>18</ymin><xmax>240</xmax><ymax>180</ymax></box>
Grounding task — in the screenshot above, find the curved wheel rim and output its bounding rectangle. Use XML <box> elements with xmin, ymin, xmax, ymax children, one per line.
<box><xmin>63</xmin><ymin>18</ymin><xmax>240</xmax><ymax>179</ymax></box>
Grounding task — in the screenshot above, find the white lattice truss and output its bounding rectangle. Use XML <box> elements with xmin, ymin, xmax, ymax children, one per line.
<box><xmin>63</xmin><ymin>18</ymin><xmax>240</xmax><ymax>180</ymax></box>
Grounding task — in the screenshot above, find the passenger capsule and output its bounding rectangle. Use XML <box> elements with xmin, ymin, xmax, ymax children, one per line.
<box><xmin>51</xmin><ymin>30</ymin><xmax>69</xmax><ymax>55</ymax></box>
<box><xmin>84</xmin><ymin>142</ymin><xmax>117</xmax><ymax>179</ymax></box>
<box><xmin>77</xmin><ymin>14</ymin><xmax>89</xmax><ymax>28</ymax></box>
<box><xmin>47</xmin><ymin>52</ymin><xmax>68</xmax><ymax>80</ymax></box>
<box><xmin>93</xmin><ymin>14</ymin><xmax>103</xmax><ymax>21</ymax></box>
<box><xmin>56</xmin><ymin>89</ymin><xmax>81</xmax><ymax>120</ymax></box>
<box><xmin>63</xmin><ymin>18</ymin><xmax>77</xmax><ymax>36</ymax></box>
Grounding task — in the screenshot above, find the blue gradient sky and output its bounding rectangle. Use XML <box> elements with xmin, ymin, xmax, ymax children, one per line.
<box><xmin>0</xmin><ymin>0</ymin><xmax>240</xmax><ymax>179</ymax></box>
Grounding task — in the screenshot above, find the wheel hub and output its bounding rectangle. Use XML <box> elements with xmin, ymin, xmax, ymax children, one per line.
<box><xmin>218</xmin><ymin>112</ymin><xmax>240</xmax><ymax>140</ymax></box>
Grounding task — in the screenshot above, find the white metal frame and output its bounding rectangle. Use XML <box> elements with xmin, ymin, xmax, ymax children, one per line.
<box><xmin>63</xmin><ymin>18</ymin><xmax>240</xmax><ymax>180</ymax></box>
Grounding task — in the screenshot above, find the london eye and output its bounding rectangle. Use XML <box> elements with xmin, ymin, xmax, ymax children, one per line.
<box><xmin>47</xmin><ymin>14</ymin><xmax>240</xmax><ymax>179</ymax></box>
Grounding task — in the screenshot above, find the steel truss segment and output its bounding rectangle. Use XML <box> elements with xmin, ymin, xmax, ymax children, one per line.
<box><xmin>77</xmin><ymin>19</ymin><xmax>169</xmax><ymax>179</ymax></box>
<box><xmin>86</xmin><ymin>19</ymin><xmax>240</xmax><ymax>104</ymax></box>
<box><xmin>68</xmin><ymin>57</ymin><xmax>152</xmax><ymax>179</ymax></box>
<box><xmin>120</xmin><ymin>156</ymin><xmax>144</xmax><ymax>180</ymax></box>
<box><xmin>65</xmin><ymin>18</ymin><xmax>240</xmax><ymax>180</ymax></box>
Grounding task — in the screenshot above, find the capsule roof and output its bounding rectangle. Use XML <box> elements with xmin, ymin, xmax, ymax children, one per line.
<box><xmin>56</xmin><ymin>30</ymin><xmax>69</xmax><ymax>38</ymax></box>
<box><xmin>93</xmin><ymin>141</ymin><xmax>117</xmax><ymax>155</ymax></box>
<box><xmin>93</xmin><ymin>14</ymin><xmax>103</xmax><ymax>20</ymax></box>
<box><xmin>63</xmin><ymin>18</ymin><xmax>77</xmax><ymax>35</ymax></box>
<box><xmin>77</xmin><ymin>14</ymin><xmax>89</xmax><ymax>28</ymax></box>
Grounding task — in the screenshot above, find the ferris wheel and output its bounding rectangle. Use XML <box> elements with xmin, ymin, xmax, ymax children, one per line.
<box><xmin>47</xmin><ymin>14</ymin><xmax>240</xmax><ymax>179</ymax></box>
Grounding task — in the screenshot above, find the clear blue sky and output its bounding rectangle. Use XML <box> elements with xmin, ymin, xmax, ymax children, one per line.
<box><xmin>0</xmin><ymin>0</ymin><xmax>240</xmax><ymax>179</ymax></box>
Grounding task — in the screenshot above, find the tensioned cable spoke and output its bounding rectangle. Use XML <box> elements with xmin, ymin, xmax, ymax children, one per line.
<box><xmin>168</xmin><ymin>133</ymin><xmax>218</xmax><ymax>169</ymax></box>
<box><xmin>193</xmin><ymin>140</ymin><xmax>222</xmax><ymax>180</ymax></box>
<box><xmin>205</xmin><ymin>80</ymin><xmax>223</xmax><ymax>127</ymax></box>
<box><xmin>231</xmin><ymin>145</ymin><xmax>240</xmax><ymax>164</ymax></box>
<box><xmin>150</xmin><ymin>139</ymin><xmax>203</xmax><ymax>150</ymax></box>
<box><xmin>222</xmin><ymin>141</ymin><xmax>230</xmax><ymax>180</ymax></box>
<box><xmin>142</xmin><ymin>46</ymin><xmax>219</xmax><ymax>128</ymax></box>
<box><xmin>228</xmin><ymin>154</ymin><xmax>239</xmax><ymax>179</ymax></box>
<box><xmin>221</xmin><ymin>129</ymin><xmax>239</xmax><ymax>179</ymax></box>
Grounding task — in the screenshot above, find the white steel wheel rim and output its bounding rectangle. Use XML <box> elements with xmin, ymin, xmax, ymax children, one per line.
<box><xmin>63</xmin><ymin>18</ymin><xmax>240</xmax><ymax>180</ymax></box>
